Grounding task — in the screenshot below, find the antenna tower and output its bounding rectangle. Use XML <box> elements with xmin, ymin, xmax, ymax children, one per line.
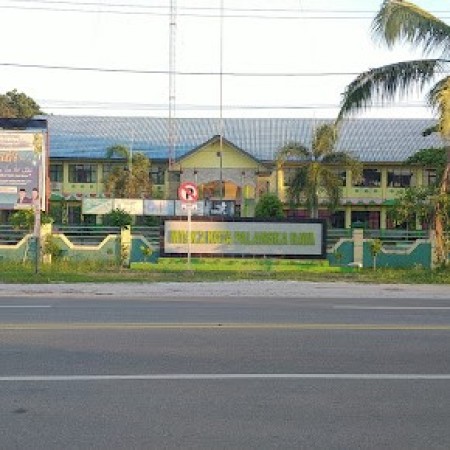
<box><xmin>168</xmin><ymin>0</ymin><xmax>177</xmax><ymax>168</ymax></box>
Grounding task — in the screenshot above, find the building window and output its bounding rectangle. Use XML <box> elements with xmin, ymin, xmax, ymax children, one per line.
<box><xmin>351</xmin><ymin>211</ymin><xmax>380</xmax><ymax>229</ymax></box>
<box><xmin>424</xmin><ymin>169</ymin><xmax>437</xmax><ymax>186</ymax></box>
<box><xmin>334</xmin><ymin>170</ymin><xmax>347</xmax><ymax>187</ymax></box>
<box><xmin>283</xmin><ymin>168</ymin><xmax>298</xmax><ymax>187</ymax></box>
<box><xmin>151</xmin><ymin>167</ymin><xmax>164</xmax><ymax>185</ymax></box>
<box><xmin>353</xmin><ymin>169</ymin><xmax>381</xmax><ymax>187</ymax></box>
<box><xmin>68</xmin><ymin>164</ymin><xmax>97</xmax><ymax>183</ymax></box>
<box><xmin>49</xmin><ymin>164</ymin><xmax>63</xmax><ymax>182</ymax></box>
<box><xmin>330</xmin><ymin>211</ymin><xmax>345</xmax><ymax>228</ymax></box>
<box><xmin>387</xmin><ymin>168</ymin><xmax>415</xmax><ymax>188</ymax></box>
<box><xmin>102</xmin><ymin>163</ymin><xmax>126</xmax><ymax>182</ymax></box>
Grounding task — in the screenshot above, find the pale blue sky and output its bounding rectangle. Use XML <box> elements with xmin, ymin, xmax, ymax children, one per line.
<box><xmin>0</xmin><ymin>0</ymin><xmax>447</xmax><ymax>118</ymax></box>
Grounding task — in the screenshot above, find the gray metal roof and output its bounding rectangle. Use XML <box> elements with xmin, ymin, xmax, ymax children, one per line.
<box><xmin>46</xmin><ymin>115</ymin><xmax>444</xmax><ymax>162</ymax></box>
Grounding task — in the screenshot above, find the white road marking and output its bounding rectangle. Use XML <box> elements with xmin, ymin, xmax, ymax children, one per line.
<box><xmin>0</xmin><ymin>305</ymin><xmax>52</xmax><ymax>308</ymax></box>
<box><xmin>334</xmin><ymin>306</ymin><xmax>450</xmax><ymax>310</ymax></box>
<box><xmin>1</xmin><ymin>374</ymin><xmax>450</xmax><ymax>382</ymax></box>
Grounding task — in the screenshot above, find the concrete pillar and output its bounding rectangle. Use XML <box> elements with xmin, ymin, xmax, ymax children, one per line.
<box><xmin>345</xmin><ymin>207</ymin><xmax>352</xmax><ymax>229</ymax></box>
<box><xmin>352</xmin><ymin>228</ymin><xmax>364</xmax><ymax>267</ymax></box>
<box><xmin>276</xmin><ymin>163</ymin><xmax>284</xmax><ymax>202</ymax></box>
<box><xmin>380</xmin><ymin>207</ymin><xmax>387</xmax><ymax>230</ymax></box>
<box><xmin>120</xmin><ymin>227</ymin><xmax>132</xmax><ymax>267</ymax></box>
<box><xmin>40</xmin><ymin>223</ymin><xmax>53</xmax><ymax>264</ymax></box>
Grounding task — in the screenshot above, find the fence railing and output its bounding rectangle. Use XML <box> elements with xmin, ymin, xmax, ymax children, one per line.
<box><xmin>0</xmin><ymin>226</ymin><xmax>28</xmax><ymax>245</ymax></box>
<box><xmin>132</xmin><ymin>226</ymin><xmax>161</xmax><ymax>245</ymax></box>
<box><xmin>52</xmin><ymin>225</ymin><xmax>121</xmax><ymax>245</ymax></box>
<box><xmin>326</xmin><ymin>228</ymin><xmax>352</xmax><ymax>249</ymax></box>
<box><xmin>363</xmin><ymin>229</ymin><xmax>430</xmax><ymax>250</ymax></box>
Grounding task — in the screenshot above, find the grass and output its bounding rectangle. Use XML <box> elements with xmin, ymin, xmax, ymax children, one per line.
<box><xmin>0</xmin><ymin>259</ymin><xmax>449</xmax><ymax>284</ymax></box>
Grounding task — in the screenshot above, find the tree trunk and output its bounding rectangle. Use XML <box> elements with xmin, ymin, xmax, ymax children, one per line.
<box><xmin>434</xmin><ymin>147</ymin><xmax>450</xmax><ymax>266</ymax></box>
<box><xmin>311</xmin><ymin>192</ymin><xmax>319</xmax><ymax>219</ymax></box>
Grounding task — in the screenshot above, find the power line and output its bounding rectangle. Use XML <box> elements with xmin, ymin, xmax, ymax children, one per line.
<box><xmin>39</xmin><ymin>100</ymin><xmax>430</xmax><ymax>112</ymax></box>
<box><xmin>0</xmin><ymin>62</ymin><xmax>379</xmax><ymax>77</ymax></box>
<box><xmin>3</xmin><ymin>3</ymin><xmax>450</xmax><ymax>21</ymax></box>
<box><xmin>3</xmin><ymin>61</ymin><xmax>450</xmax><ymax>78</ymax></box>
<box><xmin>4</xmin><ymin>0</ymin><xmax>450</xmax><ymax>15</ymax></box>
<box><xmin>0</xmin><ymin>3</ymin><xmax>376</xmax><ymax>19</ymax></box>
<box><xmin>0</xmin><ymin>5</ymin><xmax>377</xmax><ymax>19</ymax></box>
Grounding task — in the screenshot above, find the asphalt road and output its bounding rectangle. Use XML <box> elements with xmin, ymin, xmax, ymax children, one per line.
<box><xmin>1</xmin><ymin>289</ymin><xmax>450</xmax><ymax>449</ymax></box>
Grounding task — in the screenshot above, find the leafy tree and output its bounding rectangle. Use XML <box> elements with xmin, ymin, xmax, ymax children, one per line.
<box><xmin>370</xmin><ymin>239</ymin><xmax>383</xmax><ymax>271</ymax></box>
<box><xmin>254</xmin><ymin>193</ymin><xmax>284</xmax><ymax>219</ymax></box>
<box><xmin>9</xmin><ymin>209</ymin><xmax>53</xmax><ymax>232</ymax></box>
<box><xmin>407</xmin><ymin>147</ymin><xmax>447</xmax><ymax>185</ymax></box>
<box><xmin>9</xmin><ymin>209</ymin><xmax>35</xmax><ymax>232</ymax></box>
<box><xmin>104</xmin><ymin>208</ymin><xmax>132</xmax><ymax>229</ymax></box>
<box><xmin>337</xmin><ymin>0</ymin><xmax>450</xmax><ymax>264</ymax></box>
<box><xmin>388</xmin><ymin>187</ymin><xmax>434</xmax><ymax>229</ymax></box>
<box><xmin>277</xmin><ymin>123</ymin><xmax>361</xmax><ymax>218</ymax></box>
<box><xmin>104</xmin><ymin>145</ymin><xmax>152</xmax><ymax>198</ymax></box>
<box><xmin>0</xmin><ymin>89</ymin><xmax>43</xmax><ymax>118</ymax></box>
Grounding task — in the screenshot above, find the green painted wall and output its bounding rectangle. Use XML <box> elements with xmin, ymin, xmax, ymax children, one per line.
<box><xmin>131</xmin><ymin>237</ymin><xmax>160</xmax><ymax>263</ymax></box>
<box><xmin>0</xmin><ymin>236</ymin><xmax>32</xmax><ymax>262</ymax></box>
<box><xmin>327</xmin><ymin>241</ymin><xmax>354</xmax><ymax>266</ymax></box>
<box><xmin>363</xmin><ymin>241</ymin><xmax>432</xmax><ymax>269</ymax></box>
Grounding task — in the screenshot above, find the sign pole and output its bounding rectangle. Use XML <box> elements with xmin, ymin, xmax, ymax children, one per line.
<box><xmin>33</xmin><ymin>199</ymin><xmax>41</xmax><ymax>274</ymax></box>
<box><xmin>187</xmin><ymin>205</ymin><xmax>192</xmax><ymax>269</ymax></box>
<box><xmin>178</xmin><ymin>181</ymin><xmax>198</xmax><ymax>270</ymax></box>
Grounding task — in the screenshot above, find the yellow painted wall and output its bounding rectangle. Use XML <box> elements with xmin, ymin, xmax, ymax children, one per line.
<box><xmin>175</xmin><ymin>141</ymin><xmax>260</xmax><ymax>170</ymax></box>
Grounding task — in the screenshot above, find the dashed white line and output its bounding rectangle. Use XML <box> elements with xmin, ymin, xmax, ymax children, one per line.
<box><xmin>0</xmin><ymin>305</ymin><xmax>52</xmax><ymax>309</ymax></box>
<box><xmin>334</xmin><ymin>306</ymin><xmax>450</xmax><ymax>310</ymax></box>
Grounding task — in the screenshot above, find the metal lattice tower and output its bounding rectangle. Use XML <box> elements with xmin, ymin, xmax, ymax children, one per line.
<box><xmin>168</xmin><ymin>0</ymin><xmax>177</xmax><ymax>168</ymax></box>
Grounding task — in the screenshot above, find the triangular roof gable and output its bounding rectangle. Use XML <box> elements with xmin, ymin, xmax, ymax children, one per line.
<box><xmin>176</xmin><ymin>135</ymin><xmax>262</xmax><ymax>167</ymax></box>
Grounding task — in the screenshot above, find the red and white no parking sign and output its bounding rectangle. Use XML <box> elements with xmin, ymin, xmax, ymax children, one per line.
<box><xmin>178</xmin><ymin>181</ymin><xmax>198</xmax><ymax>203</ymax></box>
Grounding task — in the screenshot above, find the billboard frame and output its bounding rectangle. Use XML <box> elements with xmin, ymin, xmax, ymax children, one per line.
<box><xmin>161</xmin><ymin>217</ymin><xmax>327</xmax><ymax>259</ymax></box>
<box><xmin>0</xmin><ymin>118</ymin><xmax>48</xmax><ymax>212</ymax></box>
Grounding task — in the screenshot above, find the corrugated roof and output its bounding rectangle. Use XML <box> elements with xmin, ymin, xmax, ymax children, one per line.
<box><xmin>46</xmin><ymin>116</ymin><xmax>444</xmax><ymax>162</ymax></box>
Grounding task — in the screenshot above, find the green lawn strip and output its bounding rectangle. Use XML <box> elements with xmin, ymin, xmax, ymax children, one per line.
<box><xmin>0</xmin><ymin>261</ymin><xmax>449</xmax><ymax>284</ymax></box>
<box><xmin>134</xmin><ymin>258</ymin><xmax>335</xmax><ymax>272</ymax></box>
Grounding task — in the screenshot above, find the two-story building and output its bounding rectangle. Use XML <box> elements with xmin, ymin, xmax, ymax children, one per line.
<box><xmin>41</xmin><ymin>115</ymin><xmax>443</xmax><ymax>229</ymax></box>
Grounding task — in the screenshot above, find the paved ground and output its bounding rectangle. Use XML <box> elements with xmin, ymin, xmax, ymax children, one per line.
<box><xmin>1</xmin><ymin>284</ymin><xmax>450</xmax><ymax>449</ymax></box>
<box><xmin>0</xmin><ymin>280</ymin><xmax>449</xmax><ymax>298</ymax></box>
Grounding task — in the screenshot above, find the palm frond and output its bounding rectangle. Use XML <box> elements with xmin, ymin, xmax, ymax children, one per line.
<box><xmin>277</xmin><ymin>142</ymin><xmax>310</xmax><ymax>162</ymax></box>
<box><xmin>106</xmin><ymin>145</ymin><xmax>131</xmax><ymax>160</ymax></box>
<box><xmin>312</xmin><ymin>124</ymin><xmax>337</xmax><ymax>158</ymax></box>
<box><xmin>286</xmin><ymin>167</ymin><xmax>309</xmax><ymax>206</ymax></box>
<box><xmin>373</xmin><ymin>0</ymin><xmax>450</xmax><ymax>56</ymax></box>
<box><xmin>338</xmin><ymin>59</ymin><xmax>443</xmax><ymax>120</ymax></box>
<box><xmin>422</xmin><ymin>124</ymin><xmax>439</xmax><ymax>136</ymax></box>
<box><xmin>321</xmin><ymin>151</ymin><xmax>355</xmax><ymax>165</ymax></box>
<box><xmin>319</xmin><ymin>168</ymin><xmax>342</xmax><ymax>211</ymax></box>
<box><xmin>427</xmin><ymin>76</ymin><xmax>450</xmax><ymax>138</ymax></box>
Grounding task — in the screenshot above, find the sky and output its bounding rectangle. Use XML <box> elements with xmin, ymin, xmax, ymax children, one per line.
<box><xmin>0</xmin><ymin>0</ymin><xmax>447</xmax><ymax>119</ymax></box>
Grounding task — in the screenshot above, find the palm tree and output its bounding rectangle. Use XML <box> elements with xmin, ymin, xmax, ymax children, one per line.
<box><xmin>337</xmin><ymin>0</ymin><xmax>450</xmax><ymax>264</ymax></box>
<box><xmin>104</xmin><ymin>145</ymin><xmax>152</xmax><ymax>198</ymax></box>
<box><xmin>277</xmin><ymin>123</ymin><xmax>361</xmax><ymax>219</ymax></box>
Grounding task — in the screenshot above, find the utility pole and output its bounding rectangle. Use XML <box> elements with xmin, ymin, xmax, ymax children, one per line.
<box><xmin>218</xmin><ymin>0</ymin><xmax>224</xmax><ymax>208</ymax></box>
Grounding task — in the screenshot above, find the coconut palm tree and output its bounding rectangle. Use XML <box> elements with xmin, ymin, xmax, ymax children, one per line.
<box><xmin>337</xmin><ymin>0</ymin><xmax>450</xmax><ymax>264</ymax></box>
<box><xmin>277</xmin><ymin>123</ymin><xmax>361</xmax><ymax>219</ymax></box>
<box><xmin>104</xmin><ymin>145</ymin><xmax>152</xmax><ymax>198</ymax></box>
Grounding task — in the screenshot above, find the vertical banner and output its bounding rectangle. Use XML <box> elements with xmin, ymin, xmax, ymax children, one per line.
<box><xmin>0</xmin><ymin>130</ymin><xmax>47</xmax><ymax>211</ymax></box>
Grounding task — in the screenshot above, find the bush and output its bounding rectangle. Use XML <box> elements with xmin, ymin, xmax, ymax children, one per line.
<box><xmin>104</xmin><ymin>208</ymin><xmax>132</xmax><ymax>228</ymax></box>
<box><xmin>254</xmin><ymin>193</ymin><xmax>284</xmax><ymax>219</ymax></box>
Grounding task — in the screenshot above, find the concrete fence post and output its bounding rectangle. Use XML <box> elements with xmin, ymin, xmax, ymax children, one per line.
<box><xmin>120</xmin><ymin>227</ymin><xmax>132</xmax><ymax>267</ymax></box>
<box><xmin>40</xmin><ymin>223</ymin><xmax>53</xmax><ymax>264</ymax></box>
<box><xmin>352</xmin><ymin>228</ymin><xmax>364</xmax><ymax>268</ymax></box>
